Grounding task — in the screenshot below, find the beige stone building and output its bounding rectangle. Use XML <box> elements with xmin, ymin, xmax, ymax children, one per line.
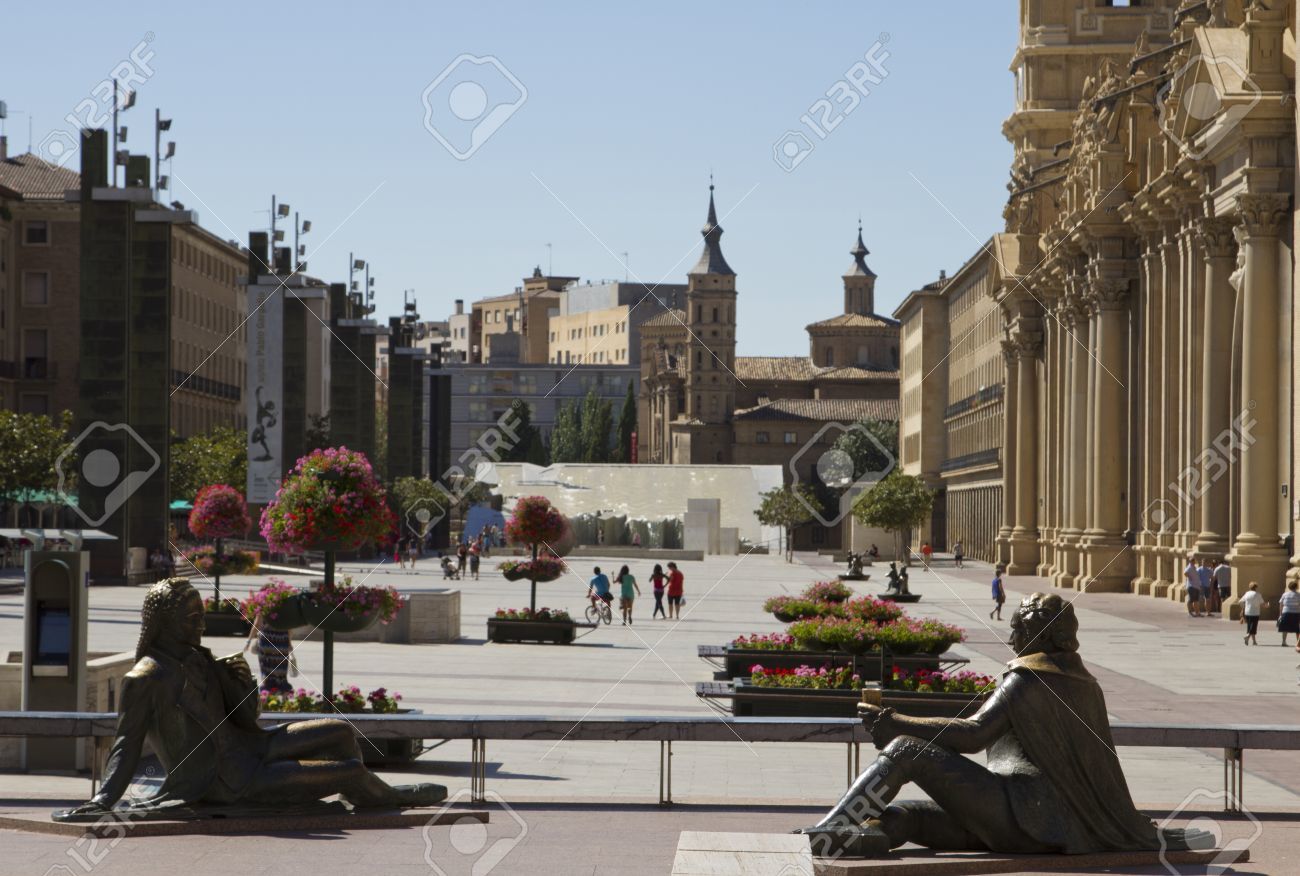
<box><xmin>0</xmin><ymin>148</ymin><xmax>245</xmax><ymax>435</ymax></box>
<box><xmin>895</xmin><ymin>239</ymin><xmax>1015</xmax><ymax>563</ymax></box>
<box><xmin>471</xmin><ymin>269</ymin><xmax>570</xmax><ymax>364</ymax></box>
<box><xmin>989</xmin><ymin>0</ymin><xmax>1297</xmax><ymax>618</ymax></box>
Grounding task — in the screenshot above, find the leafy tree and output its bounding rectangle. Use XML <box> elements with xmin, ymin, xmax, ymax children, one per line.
<box><xmin>549</xmin><ymin>398</ymin><xmax>583</xmax><ymax>463</ymax></box>
<box><xmin>0</xmin><ymin>410</ymin><xmax>76</xmax><ymax>518</ymax></box>
<box><xmin>374</xmin><ymin>398</ymin><xmax>388</xmax><ymax>476</ymax></box>
<box><xmin>170</xmin><ymin>426</ymin><xmax>247</xmax><ymax>504</ymax></box>
<box><xmin>579</xmin><ymin>389</ymin><xmax>613</xmax><ymax>463</ymax></box>
<box><xmin>828</xmin><ymin>419</ymin><xmax>899</xmax><ymax>488</ymax></box>
<box><xmin>500</xmin><ymin>399</ymin><xmax>548</xmax><ymax>465</ymax></box>
<box><xmin>754</xmin><ymin>484</ymin><xmax>822</xmax><ymax>562</ymax></box>
<box><xmin>304</xmin><ymin>414</ymin><xmax>331</xmax><ymax>453</ymax></box>
<box><xmin>851</xmin><ymin>471</ymin><xmax>935</xmax><ymax>566</ymax></box>
<box><xmin>614</xmin><ymin>380</ymin><xmax>637</xmax><ymax>462</ymax></box>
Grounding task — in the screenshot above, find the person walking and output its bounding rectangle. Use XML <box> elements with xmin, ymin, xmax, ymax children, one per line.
<box><xmin>1241</xmin><ymin>583</ymin><xmax>1267</xmax><ymax>645</ymax></box>
<box><xmin>920</xmin><ymin>542</ymin><xmax>934</xmax><ymax>567</ymax></box>
<box><xmin>1199</xmin><ymin>558</ymin><xmax>1217</xmax><ymax>615</ymax></box>
<box><xmin>246</xmin><ymin>610</ymin><xmax>295</xmax><ymax>694</ymax></box>
<box><xmin>1213</xmin><ymin>558</ymin><xmax>1232</xmax><ymax>609</ymax></box>
<box><xmin>395</xmin><ymin>537</ymin><xmax>408</xmax><ymax>570</ymax></box>
<box><xmin>649</xmin><ymin>563</ymin><xmax>667</xmax><ymax>619</ymax></box>
<box><xmin>1278</xmin><ymin>581</ymin><xmax>1300</xmax><ymax>647</ymax></box>
<box><xmin>406</xmin><ymin>537</ymin><xmax>419</xmax><ymax>570</ymax></box>
<box><xmin>990</xmin><ymin>565</ymin><xmax>1006</xmax><ymax>621</ymax></box>
<box><xmin>953</xmin><ymin>540</ymin><xmax>964</xmax><ymax>569</ymax></box>
<box><xmin>617</xmin><ymin>564</ymin><xmax>640</xmax><ymax>625</ymax></box>
<box><xmin>1183</xmin><ymin>556</ymin><xmax>1203</xmax><ymax>617</ymax></box>
<box><xmin>457</xmin><ymin>541</ymin><xmax>468</xmax><ymax>577</ymax></box>
<box><xmin>468</xmin><ymin>541</ymin><xmax>481</xmax><ymax>580</ymax></box>
<box><xmin>666</xmin><ymin>561</ymin><xmax>685</xmax><ymax>620</ymax></box>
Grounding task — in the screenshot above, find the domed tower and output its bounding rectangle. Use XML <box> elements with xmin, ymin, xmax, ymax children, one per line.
<box><xmin>683</xmin><ymin>182</ymin><xmax>738</xmax><ymax>463</ymax></box>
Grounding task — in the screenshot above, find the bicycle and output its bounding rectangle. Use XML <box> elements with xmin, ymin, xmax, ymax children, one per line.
<box><xmin>585</xmin><ymin>592</ymin><xmax>613</xmax><ymax>625</ymax></box>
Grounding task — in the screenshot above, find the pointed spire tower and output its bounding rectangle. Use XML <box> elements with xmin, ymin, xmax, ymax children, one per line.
<box><xmin>843</xmin><ymin>220</ymin><xmax>877</xmax><ymax>316</ymax></box>
<box><xmin>682</xmin><ymin>179</ymin><xmax>738</xmax><ymax>461</ymax></box>
<box><xmin>689</xmin><ymin>182</ymin><xmax>735</xmax><ymax>278</ymax></box>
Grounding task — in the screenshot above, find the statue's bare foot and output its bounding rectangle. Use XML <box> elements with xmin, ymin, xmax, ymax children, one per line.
<box><xmin>794</xmin><ymin>821</ymin><xmax>891</xmax><ymax>858</ymax></box>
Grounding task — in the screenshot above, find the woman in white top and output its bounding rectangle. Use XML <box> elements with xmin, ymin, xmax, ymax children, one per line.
<box><xmin>1277</xmin><ymin>581</ymin><xmax>1300</xmax><ymax>648</ymax></box>
<box><xmin>1240</xmin><ymin>583</ymin><xmax>1267</xmax><ymax>646</ymax></box>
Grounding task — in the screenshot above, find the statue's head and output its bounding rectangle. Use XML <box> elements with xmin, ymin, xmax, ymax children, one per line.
<box><xmin>1008</xmin><ymin>592</ymin><xmax>1079</xmax><ymax>657</ymax></box>
<box><xmin>135</xmin><ymin>578</ymin><xmax>204</xmax><ymax>660</ymax></box>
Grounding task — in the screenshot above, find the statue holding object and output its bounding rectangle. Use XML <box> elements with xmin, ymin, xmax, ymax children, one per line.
<box><xmin>798</xmin><ymin>593</ymin><xmax>1211</xmax><ymax>857</ymax></box>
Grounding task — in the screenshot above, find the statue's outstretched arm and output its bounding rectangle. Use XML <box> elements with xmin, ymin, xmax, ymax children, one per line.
<box><xmin>879</xmin><ymin>678</ymin><xmax>1016</xmax><ymax>753</ymax></box>
<box><xmin>88</xmin><ymin>674</ymin><xmax>151</xmax><ymax>809</ymax></box>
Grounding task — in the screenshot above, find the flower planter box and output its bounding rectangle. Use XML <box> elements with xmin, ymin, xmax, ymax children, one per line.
<box><xmin>879</xmin><ymin>592</ymin><xmax>923</xmax><ymax>603</ymax></box>
<box><xmin>731</xmin><ymin>681</ymin><xmax>990</xmax><ymax>719</ymax></box>
<box><xmin>723</xmin><ymin>648</ymin><xmax>944</xmax><ymax>681</ymax></box>
<box><xmin>486</xmin><ymin>618</ymin><xmax>576</xmax><ymax>645</ymax></box>
<box><xmin>203</xmin><ymin>612</ymin><xmax>252</xmax><ymax>637</ymax></box>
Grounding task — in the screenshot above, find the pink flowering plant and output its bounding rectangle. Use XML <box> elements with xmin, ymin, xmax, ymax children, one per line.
<box><xmin>501</xmin><ymin>496</ymin><xmax>570</xmax><ymax>612</ymax></box>
<box><xmin>729</xmin><ymin>632</ymin><xmax>797</xmax><ymax>651</ymax></box>
<box><xmin>762</xmin><ymin>595</ymin><xmax>844</xmax><ymax>621</ymax></box>
<box><xmin>242</xmin><ymin>578</ymin><xmax>298</xmax><ymax>623</ymax></box>
<box><xmin>183</xmin><ymin>545</ymin><xmax>259</xmax><ymax>577</ymax></box>
<box><xmin>749</xmin><ymin>664</ymin><xmax>864</xmax><ymax>691</ymax></box>
<box><xmin>801</xmin><ymin>580</ymin><xmax>854</xmax><ymax>603</ymax></box>
<box><xmin>843</xmin><ymin>596</ymin><xmax>905</xmax><ymax>624</ymax></box>
<box><xmin>259</xmin><ymin>447</ymin><xmax>394</xmax><ymax>554</ymax></box>
<box><xmin>889</xmin><ymin>667</ymin><xmax>996</xmax><ymax>695</ymax></box>
<box><xmin>259</xmin><ymin>685</ymin><xmax>404</xmax><ymax>713</ymax></box>
<box><xmin>188</xmin><ymin>484</ymin><xmax>253</xmax><ymax>540</ymax></box>
<box><xmin>307</xmin><ymin>574</ymin><xmax>405</xmax><ymax>625</ymax></box>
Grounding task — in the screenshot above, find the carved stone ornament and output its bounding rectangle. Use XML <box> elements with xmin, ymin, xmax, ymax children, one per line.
<box><xmin>1194</xmin><ymin>216</ymin><xmax>1236</xmax><ymax>259</ymax></box>
<box><xmin>1236</xmin><ymin>192</ymin><xmax>1290</xmax><ymax>237</ymax></box>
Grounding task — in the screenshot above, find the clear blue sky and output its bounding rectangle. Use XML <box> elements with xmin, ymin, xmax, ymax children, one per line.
<box><xmin>2</xmin><ymin>1</ymin><xmax>1016</xmax><ymax>356</ymax></box>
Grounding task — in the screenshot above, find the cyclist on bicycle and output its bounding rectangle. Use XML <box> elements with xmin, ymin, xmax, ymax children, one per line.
<box><xmin>588</xmin><ymin>566</ymin><xmax>613</xmax><ymax>610</ymax></box>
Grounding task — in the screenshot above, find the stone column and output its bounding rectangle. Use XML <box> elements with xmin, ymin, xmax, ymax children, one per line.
<box><xmin>1193</xmin><ymin>217</ymin><xmax>1237</xmax><ymax>560</ymax></box>
<box><xmin>1133</xmin><ymin>228</ymin><xmax>1162</xmax><ymax>594</ymax></box>
<box><xmin>1008</xmin><ymin>331</ymin><xmax>1042</xmax><ymax>574</ymax></box>
<box><xmin>1053</xmin><ymin>305</ymin><xmax>1077</xmax><ymax>588</ymax></box>
<box><xmin>997</xmin><ymin>341</ymin><xmax>1017</xmax><ymax>566</ymax></box>
<box><xmin>1152</xmin><ymin>219</ymin><xmax>1181</xmax><ymax>596</ymax></box>
<box><xmin>1081</xmin><ymin>277</ymin><xmax>1136</xmax><ymax>592</ymax></box>
<box><xmin>1226</xmin><ymin>192</ymin><xmax>1291</xmax><ymax>617</ymax></box>
<box><xmin>1038</xmin><ymin>312</ymin><xmax>1059</xmax><ymax>578</ymax></box>
<box><xmin>1063</xmin><ymin>297</ymin><xmax>1091</xmax><ymax>587</ymax></box>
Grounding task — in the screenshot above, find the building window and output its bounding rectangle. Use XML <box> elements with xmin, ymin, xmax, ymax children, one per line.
<box><xmin>823</xmin><ymin>347</ymin><xmax>834</xmax><ymax>367</ymax></box>
<box><xmin>695</xmin><ymin>305</ymin><xmax>702</xmax><ymax>322</ymax></box>
<box><xmin>712</xmin><ymin>307</ymin><xmax>718</xmax><ymax>322</ymax></box>
<box><xmin>756</xmin><ymin>431</ymin><xmax>770</xmax><ymax>444</ymax></box>
<box><xmin>22</xmin><ymin>272</ymin><xmax>50</xmax><ymax>306</ymax></box>
<box><xmin>783</xmin><ymin>431</ymin><xmax>797</xmax><ymax>444</ymax></box>
<box><xmin>23</xmin><ymin>329</ymin><xmax>48</xmax><ymax>378</ymax></box>
<box><xmin>23</xmin><ymin>220</ymin><xmax>49</xmax><ymax>245</ymax></box>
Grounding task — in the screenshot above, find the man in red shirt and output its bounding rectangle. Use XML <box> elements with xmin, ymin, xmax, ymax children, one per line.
<box><xmin>666</xmin><ymin>562</ymin><xmax>685</xmax><ymax>619</ymax></box>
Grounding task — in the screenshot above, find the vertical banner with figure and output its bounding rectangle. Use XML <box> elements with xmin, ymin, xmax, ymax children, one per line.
<box><xmin>247</xmin><ymin>283</ymin><xmax>284</xmax><ymax>504</ymax></box>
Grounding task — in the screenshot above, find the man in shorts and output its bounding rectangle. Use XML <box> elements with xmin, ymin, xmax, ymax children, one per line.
<box><xmin>1213</xmin><ymin>558</ymin><xmax>1232</xmax><ymax>606</ymax></box>
<box><xmin>1183</xmin><ymin>557</ymin><xmax>1202</xmax><ymax>617</ymax></box>
<box><xmin>589</xmin><ymin>566</ymin><xmax>613</xmax><ymax>610</ymax></box>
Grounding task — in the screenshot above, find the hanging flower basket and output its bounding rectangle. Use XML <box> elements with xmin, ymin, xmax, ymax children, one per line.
<box><xmin>189</xmin><ymin>484</ymin><xmax>253</xmax><ymax>540</ymax></box>
<box><xmin>498</xmin><ymin>557</ymin><xmax>565</xmax><ymax>583</ymax></box>
<box><xmin>259</xmin><ymin>447</ymin><xmax>394</xmax><ymax>555</ymax></box>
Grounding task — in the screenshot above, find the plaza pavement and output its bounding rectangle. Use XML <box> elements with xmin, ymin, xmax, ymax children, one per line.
<box><xmin>2</xmin><ymin>550</ymin><xmax>1298</xmax><ymax>874</ymax></box>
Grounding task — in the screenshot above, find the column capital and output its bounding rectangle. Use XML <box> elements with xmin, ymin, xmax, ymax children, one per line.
<box><xmin>1193</xmin><ymin>216</ymin><xmax>1237</xmax><ymax>258</ymax></box>
<box><xmin>1005</xmin><ymin>331</ymin><xmax>1044</xmax><ymax>360</ymax></box>
<box><xmin>1236</xmin><ymin>192</ymin><xmax>1290</xmax><ymax>237</ymax></box>
<box><xmin>1089</xmin><ymin>277</ymin><xmax>1132</xmax><ymax>311</ymax></box>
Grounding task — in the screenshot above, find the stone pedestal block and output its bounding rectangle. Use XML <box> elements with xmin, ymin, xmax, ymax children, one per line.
<box><xmin>718</xmin><ymin>527</ymin><xmax>739</xmax><ymax>556</ymax></box>
<box><xmin>302</xmin><ymin>590</ymin><xmax>461</xmax><ymax>644</ymax></box>
<box><xmin>686</xmin><ymin>498</ymin><xmax>721</xmax><ymax>554</ymax></box>
<box><xmin>683</xmin><ymin>511</ymin><xmax>711</xmax><ymax>554</ymax></box>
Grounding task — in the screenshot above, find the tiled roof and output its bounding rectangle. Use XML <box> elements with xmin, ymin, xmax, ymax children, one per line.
<box><xmin>734</xmin><ymin>398</ymin><xmax>900</xmax><ymax>423</ymax></box>
<box><xmin>640</xmin><ymin>308</ymin><xmax>687</xmax><ymax>328</ymax></box>
<box><xmin>735</xmin><ymin>356</ymin><xmax>820</xmax><ymax>382</ymax></box>
<box><xmin>806</xmin><ymin>312</ymin><xmax>900</xmax><ymax>330</ymax></box>
<box><xmin>0</xmin><ymin>153</ymin><xmax>80</xmax><ymax>200</ymax></box>
<box><xmin>817</xmin><ymin>366</ymin><xmax>900</xmax><ymax>381</ymax></box>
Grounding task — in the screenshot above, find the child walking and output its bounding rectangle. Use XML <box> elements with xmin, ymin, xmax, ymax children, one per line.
<box><xmin>650</xmin><ymin>563</ymin><xmax>667</xmax><ymax>619</ymax></box>
<box><xmin>990</xmin><ymin>565</ymin><xmax>1007</xmax><ymax>621</ymax></box>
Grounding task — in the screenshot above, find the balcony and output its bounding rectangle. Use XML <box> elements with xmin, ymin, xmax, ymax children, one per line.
<box><xmin>943</xmin><ymin>383</ymin><xmax>1003</xmax><ymax>420</ymax></box>
<box><xmin>170</xmin><ymin>369</ymin><xmax>242</xmax><ymax>401</ymax></box>
<box><xmin>940</xmin><ymin>448</ymin><xmax>1000</xmax><ymax>474</ymax></box>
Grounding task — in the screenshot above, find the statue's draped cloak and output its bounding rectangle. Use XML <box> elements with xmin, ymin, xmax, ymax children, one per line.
<box><xmin>998</xmin><ymin>651</ymin><xmax>1158</xmax><ymax>853</ymax></box>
